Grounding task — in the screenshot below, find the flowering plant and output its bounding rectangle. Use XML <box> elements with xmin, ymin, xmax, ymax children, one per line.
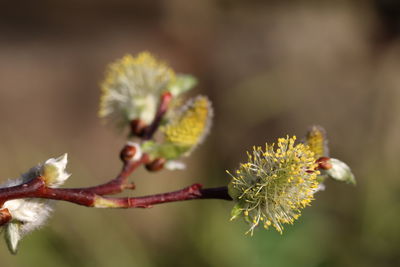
<box><xmin>0</xmin><ymin>52</ymin><xmax>355</xmax><ymax>254</ymax></box>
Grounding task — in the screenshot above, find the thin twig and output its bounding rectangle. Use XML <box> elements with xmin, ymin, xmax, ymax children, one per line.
<box><xmin>142</xmin><ymin>92</ymin><xmax>172</xmax><ymax>140</ymax></box>
<box><xmin>0</xmin><ymin>178</ymin><xmax>231</xmax><ymax>208</ymax></box>
<box><xmin>70</xmin><ymin>154</ymin><xmax>149</xmax><ymax>195</ymax></box>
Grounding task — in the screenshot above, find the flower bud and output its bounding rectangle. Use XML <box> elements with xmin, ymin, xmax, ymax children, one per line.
<box><xmin>316</xmin><ymin>157</ymin><xmax>333</xmax><ymax>170</ymax></box>
<box><xmin>42</xmin><ymin>153</ymin><xmax>71</xmax><ymax>187</ymax></box>
<box><xmin>0</xmin><ymin>209</ymin><xmax>12</xmax><ymax>227</ymax></box>
<box><xmin>0</xmin><ymin>154</ymin><xmax>70</xmax><ymax>253</ymax></box>
<box><xmin>145</xmin><ymin>158</ymin><xmax>166</xmax><ymax>172</ymax></box>
<box><xmin>325</xmin><ymin>158</ymin><xmax>356</xmax><ymax>185</ymax></box>
<box><xmin>5</xmin><ymin>222</ymin><xmax>21</xmax><ymax>254</ymax></box>
<box><xmin>130</xmin><ymin>119</ymin><xmax>147</xmax><ymax>137</ymax></box>
<box><xmin>120</xmin><ymin>142</ymin><xmax>142</xmax><ymax>162</ymax></box>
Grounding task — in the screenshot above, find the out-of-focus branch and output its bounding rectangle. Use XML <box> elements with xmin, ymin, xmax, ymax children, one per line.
<box><xmin>142</xmin><ymin>91</ymin><xmax>172</xmax><ymax>140</ymax></box>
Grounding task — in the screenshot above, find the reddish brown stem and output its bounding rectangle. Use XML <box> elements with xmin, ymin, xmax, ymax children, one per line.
<box><xmin>55</xmin><ymin>184</ymin><xmax>230</xmax><ymax>208</ymax></box>
<box><xmin>102</xmin><ymin>184</ymin><xmax>232</xmax><ymax>208</ymax></box>
<box><xmin>0</xmin><ymin>178</ymin><xmax>45</xmax><ymax>206</ymax></box>
<box><xmin>72</xmin><ymin>154</ymin><xmax>149</xmax><ymax>196</ymax></box>
<box><xmin>142</xmin><ymin>91</ymin><xmax>172</xmax><ymax>140</ymax></box>
<box><xmin>0</xmin><ymin>179</ymin><xmax>231</xmax><ymax>209</ymax></box>
<box><xmin>0</xmin><ymin>156</ymin><xmax>327</xmax><ymax>209</ymax></box>
<box><xmin>0</xmin><ymin>178</ymin><xmax>95</xmax><ymax>206</ymax></box>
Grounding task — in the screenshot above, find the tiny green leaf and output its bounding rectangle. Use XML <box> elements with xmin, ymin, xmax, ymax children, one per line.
<box><xmin>168</xmin><ymin>74</ymin><xmax>198</xmax><ymax>96</ymax></box>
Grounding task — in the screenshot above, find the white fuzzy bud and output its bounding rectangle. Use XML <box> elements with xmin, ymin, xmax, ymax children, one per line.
<box><xmin>5</xmin><ymin>222</ymin><xmax>21</xmax><ymax>254</ymax></box>
<box><xmin>1</xmin><ymin>153</ymin><xmax>71</xmax><ymax>253</ymax></box>
<box><xmin>325</xmin><ymin>158</ymin><xmax>356</xmax><ymax>185</ymax></box>
<box><xmin>42</xmin><ymin>153</ymin><xmax>71</xmax><ymax>187</ymax></box>
<box><xmin>126</xmin><ymin>142</ymin><xmax>143</xmax><ymax>162</ymax></box>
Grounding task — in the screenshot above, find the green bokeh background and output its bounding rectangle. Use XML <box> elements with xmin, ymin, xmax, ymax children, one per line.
<box><xmin>0</xmin><ymin>1</ymin><xmax>399</xmax><ymax>266</ymax></box>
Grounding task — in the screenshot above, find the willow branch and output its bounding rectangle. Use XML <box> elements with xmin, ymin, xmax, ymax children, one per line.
<box><xmin>0</xmin><ymin>178</ymin><xmax>231</xmax><ymax>209</ymax></box>
<box><xmin>0</xmin><ymin>156</ymin><xmax>327</xmax><ymax>208</ymax></box>
<box><xmin>95</xmin><ymin>185</ymin><xmax>232</xmax><ymax>208</ymax></box>
<box><xmin>71</xmin><ymin>154</ymin><xmax>149</xmax><ymax>196</ymax></box>
<box><xmin>142</xmin><ymin>92</ymin><xmax>172</xmax><ymax>140</ymax></box>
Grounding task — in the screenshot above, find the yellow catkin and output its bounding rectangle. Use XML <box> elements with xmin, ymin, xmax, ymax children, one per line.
<box><xmin>228</xmin><ymin>136</ymin><xmax>319</xmax><ymax>235</ymax></box>
<box><xmin>99</xmin><ymin>52</ymin><xmax>175</xmax><ymax>124</ymax></box>
<box><xmin>163</xmin><ymin>96</ymin><xmax>212</xmax><ymax>148</ymax></box>
<box><xmin>306</xmin><ymin>125</ymin><xmax>328</xmax><ymax>159</ymax></box>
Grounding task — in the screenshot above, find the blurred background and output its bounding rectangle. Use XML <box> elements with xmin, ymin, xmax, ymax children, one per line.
<box><xmin>0</xmin><ymin>0</ymin><xmax>399</xmax><ymax>266</ymax></box>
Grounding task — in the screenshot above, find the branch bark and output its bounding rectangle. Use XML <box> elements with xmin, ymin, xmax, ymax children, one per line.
<box><xmin>0</xmin><ymin>178</ymin><xmax>231</xmax><ymax>209</ymax></box>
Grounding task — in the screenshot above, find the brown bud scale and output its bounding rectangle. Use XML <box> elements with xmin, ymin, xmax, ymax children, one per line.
<box><xmin>145</xmin><ymin>158</ymin><xmax>166</xmax><ymax>172</ymax></box>
<box><xmin>130</xmin><ymin>119</ymin><xmax>147</xmax><ymax>137</ymax></box>
<box><xmin>120</xmin><ymin>145</ymin><xmax>137</xmax><ymax>162</ymax></box>
<box><xmin>0</xmin><ymin>208</ymin><xmax>12</xmax><ymax>226</ymax></box>
<box><xmin>316</xmin><ymin>157</ymin><xmax>333</xmax><ymax>170</ymax></box>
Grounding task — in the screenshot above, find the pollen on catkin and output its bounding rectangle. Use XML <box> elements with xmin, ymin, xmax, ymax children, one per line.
<box><xmin>228</xmin><ymin>136</ymin><xmax>319</xmax><ymax>235</ymax></box>
<box><xmin>306</xmin><ymin>125</ymin><xmax>329</xmax><ymax>159</ymax></box>
<box><xmin>162</xmin><ymin>96</ymin><xmax>213</xmax><ymax>153</ymax></box>
<box><xmin>99</xmin><ymin>52</ymin><xmax>176</xmax><ymax>126</ymax></box>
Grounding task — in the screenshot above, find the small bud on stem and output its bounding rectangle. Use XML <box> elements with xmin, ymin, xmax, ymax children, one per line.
<box><xmin>0</xmin><ymin>208</ymin><xmax>12</xmax><ymax>226</ymax></box>
<box><xmin>120</xmin><ymin>144</ymin><xmax>137</xmax><ymax>162</ymax></box>
<box><xmin>130</xmin><ymin>119</ymin><xmax>148</xmax><ymax>137</ymax></box>
<box><xmin>316</xmin><ymin>157</ymin><xmax>333</xmax><ymax>170</ymax></box>
<box><xmin>145</xmin><ymin>158</ymin><xmax>166</xmax><ymax>172</ymax></box>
